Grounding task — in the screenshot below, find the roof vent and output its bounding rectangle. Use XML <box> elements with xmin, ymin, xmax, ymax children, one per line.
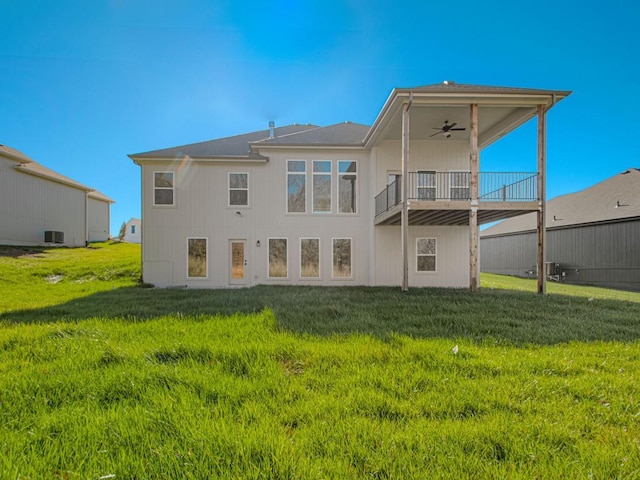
<box><xmin>443</xmin><ymin>80</ymin><xmax>456</xmax><ymax>85</ymax></box>
<box><xmin>268</xmin><ymin>120</ymin><xmax>275</xmax><ymax>139</ymax></box>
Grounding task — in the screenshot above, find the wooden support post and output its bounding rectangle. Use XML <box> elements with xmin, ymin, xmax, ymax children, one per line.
<box><xmin>537</xmin><ymin>104</ymin><xmax>547</xmax><ymax>294</ymax></box>
<box><xmin>401</xmin><ymin>100</ymin><xmax>411</xmax><ymax>292</ymax></box>
<box><xmin>469</xmin><ymin>103</ymin><xmax>479</xmax><ymax>292</ymax></box>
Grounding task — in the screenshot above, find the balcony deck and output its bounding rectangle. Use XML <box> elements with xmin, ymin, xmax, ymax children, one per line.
<box><xmin>374</xmin><ymin>172</ymin><xmax>540</xmax><ymax>226</ymax></box>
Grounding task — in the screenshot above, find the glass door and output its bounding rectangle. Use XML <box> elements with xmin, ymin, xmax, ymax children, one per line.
<box><xmin>230</xmin><ymin>240</ymin><xmax>247</xmax><ymax>285</ymax></box>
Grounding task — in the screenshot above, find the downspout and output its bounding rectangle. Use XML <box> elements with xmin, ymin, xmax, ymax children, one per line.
<box><xmin>401</xmin><ymin>93</ymin><xmax>412</xmax><ymax>291</ymax></box>
<box><xmin>85</xmin><ymin>191</ymin><xmax>89</xmax><ymax>247</ymax></box>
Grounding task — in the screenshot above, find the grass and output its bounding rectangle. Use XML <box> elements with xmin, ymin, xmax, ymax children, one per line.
<box><xmin>1</xmin><ymin>243</ymin><xmax>640</xmax><ymax>478</ymax></box>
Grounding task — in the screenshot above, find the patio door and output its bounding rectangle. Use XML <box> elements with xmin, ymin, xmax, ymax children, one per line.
<box><xmin>229</xmin><ymin>240</ymin><xmax>248</xmax><ymax>285</ymax></box>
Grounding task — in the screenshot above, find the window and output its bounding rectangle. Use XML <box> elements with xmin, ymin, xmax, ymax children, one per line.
<box><xmin>229</xmin><ymin>173</ymin><xmax>249</xmax><ymax>206</ymax></box>
<box><xmin>154</xmin><ymin>172</ymin><xmax>174</xmax><ymax>205</ymax></box>
<box><xmin>313</xmin><ymin>161</ymin><xmax>331</xmax><ymax>213</ymax></box>
<box><xmin>338</xmin><ymin>161</ymin><xmax>357</xmax><ymax>213</ymax></box>
<box><xmin>187</xmin><ymin>238</ymin><xmax>207</xmax><ymax>278</ymax></box>
<box><xmin>287</xmin><ymin>160</ymin><xmax>306</xmax><ymax>213</ymax></box>
<box><xmin>416</xmin><ymin>238</ymin><xmax>436</xmax><ymax>272</ymax></box>
<box><xmin>450</xmin><ymin>171</ymin><xmax>470</xmax><ymax>200</ymax></box>
<box><xmin>417</xmin><ymin>171</ymin><xmax>436</xmax><ymax>200</ymax></box>
<box><xmin>300</xmin><ymin>238</ymin><xmax>320</xmax><ymax>278</ymax></box>
<box><xmin>332</xmin><ymin>238</ymin><xmax>352</xmax><ymax>278</ymax></box>
<box><xmin>130</xmin><ymin>225</ymin><xmax>136</xmax><ymax>234</ymax></box>
<box><xmin>268</xmin><ymin>238</ymin><xmax>288</xmax><ymax>278</ymax></box>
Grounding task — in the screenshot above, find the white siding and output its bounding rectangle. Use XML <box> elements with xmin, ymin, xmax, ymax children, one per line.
<box><xmin>88</xmin><ymin>197</ymin><xmax>111</xmax><ymax>242</ymax></box>
<box><xmin>140</xmin><ymin>148</ymin><xmax>372</xmax><ymax>288</ymax></box>
<box><xmin>0</xmin><ymin>157</ymin><xmax>87</xmax><ymax>247</ymax></box>
<box><xmin>124</xmin><ymin>218</ymin><xmax>142</xmax><ymax>243</ymax></box>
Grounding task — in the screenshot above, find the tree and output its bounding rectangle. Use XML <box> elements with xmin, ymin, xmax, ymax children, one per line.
<box><xmin>118</xmin><ymin>221</ymin><xmax>127</xmax><ymax>242</ymax></box>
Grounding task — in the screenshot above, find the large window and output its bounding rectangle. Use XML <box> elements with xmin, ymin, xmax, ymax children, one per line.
<box><xmin>187</xmin><ymin>238</ymin><xmax>207</xmax><ymax>278</ymax></box>
<box><xmin>229</xmin><ymin>173</ymin><xmax>249</xmax><ymax>206</ymax></box>
<box><xmin>154</xmin><ymin>172</ymin><xmax>174</xmax><ymax>205</ymax></box>
<box><xmin>268</xmin><ymin>238</ymin><xmax>288</xmax><ymax>278</ymax></box>
<box><xmin>338</xmin><ymin>161</ymin><xmax>357</xmax><ymax>213</ymax></box>
<box><xmin>287</xmin><ymin>161</ymin><xmax>306</xmax><ymax>213</ymax></box>
<box><xmin>416</xmin><ymin>238</ymin><xmax>436</xmax><ymax>272</ymax></box>
<box><xmin>417</xmin><ymin>171</ymin><xmax>436</xmax><ymax>200</ymax></box>
<box><xmin>332</xmin><ymin>238</ymin><xmax>352</xmax><ymax>278</ymax></box>
<box><xmin>449</xmin><ymin>171</ymin><xmax>470</xmax><ymax>200</ymax></box>
<box><xmin>300</xmin><ymin>238</ymin><xmax>320</xmax><ymax>278</ymax></box>
<box><xmin>313</xmin><ymin>161</ymin><xmax>331</xmax><ymax>213</ymax></box>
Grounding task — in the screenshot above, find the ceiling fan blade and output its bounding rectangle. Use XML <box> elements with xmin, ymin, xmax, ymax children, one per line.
<box><xmin>449</xmin><ymin>122</ymin><xmax>457</xmax><ymax>128</ymax></box>
<box><xmin>450</xmin><ymin>128</ymin><xmax>466</xmax><ymax>131</ymax></box>
<box><xmin>429</xmin><ymin>131</ymin><xmax>443</xmax><ymax>137</ymax></box>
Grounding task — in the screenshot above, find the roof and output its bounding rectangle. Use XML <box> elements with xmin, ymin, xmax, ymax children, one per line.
<box><xmin>398</xmin><ymin>82</ymin><xmax>572</xmax><ymax>97</ymax></box>
<box><xmin>129</xmin><ymin>124</ymin><xmax>319</xmax><ymax>159</ymax></box>
<box><xmin>253</xmin><ymin>122</ymin><xmax>370</xmax><ymax>146</ymax></box>
<box><xmin>2</xmin><ymin>143</ymin><xmax>114</xmax><ymax>202</ymax></box>
<box><xmin>0</xmin><ymin>144</ymin><xmax>35</xmax><ymax>164</ymax></box>
<box><xmin>481</xmin><ymin>169</ymin><xmax>640</xmax><ymax>237</ymax></box>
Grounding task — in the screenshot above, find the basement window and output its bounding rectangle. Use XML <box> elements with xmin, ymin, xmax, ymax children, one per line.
<box><xmin>416</xmin><ymin>238</ymin><xmax>436</xmax><ymax>272</ymax></box>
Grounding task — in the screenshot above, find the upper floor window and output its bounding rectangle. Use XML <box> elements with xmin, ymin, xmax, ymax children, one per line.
<box><xmin>450</xmin><ymin>171</ymin><xmax>470</xmax><ymax>200</ymax></box>
<box><xmin>417</xmin><ymin>171</ymin><xmax>436</xmax><ymax>200</ymax></box>
<box><xmin>229</xmin><ymin>173</ymin><xmax>249</xmax><ymax>206</ymax></box>
<box><xmin>338</xmin><ymin>161</ymin><xmax>357</xmax><ymax>214</ymax></box>
<box><xmin>287</xmin><ymin>160</ymin><xmax>306</xmax><ymax>213</ymax></box>
<box><xmin>154</xmin><ymin>172</ymin><xmax>174</xmax><ymax>206</ymax></box>
<box><xmin>131</xmin><ymin>225</ymin><xmax>136</xmax><ymax>234</ymax></box>
<box><xmin>313</xmin><ymin>161</ymin><xmax>331</xmax><ymax>213</ymax></box>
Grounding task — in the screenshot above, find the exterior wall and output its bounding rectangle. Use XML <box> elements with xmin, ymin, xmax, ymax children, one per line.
<box><xmin>373</xmin><ymin>140</ymin><xmax>470</xmax><ymax>193</ymax></box>
<box><xmin>0</xmin><ymin>157</ymin><xmax>87</xmax><ymax>247</ymax></box>
<box><xmin>480</xmin><ymin>220</ymin><xmax>640</xmax><ymax>291</ymax></box>
<box><xmin>124</xmin><ymin>218</ymin><xmax>142</xmax><ymax>243</ymax></box>
<box><xmin>87</xmin><ymin>197</ymin><xmax>111</xmax><ymax>242</ymax></box>
<box><xmin>141</xmin><ymin>148</ymin><xmax>372</xmax><ymax>287</ymax></box>
<box><xmin>374</xmin><ymin>225</ymin><xmax>470</xmax><ymax>287</ymax></box>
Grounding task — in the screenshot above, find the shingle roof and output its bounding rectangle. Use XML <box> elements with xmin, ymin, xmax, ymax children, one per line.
<box><xmin>398</xmin><ymin>82</ymin><xmax>572</xmax><ymax>97</ymax></box>
<box><xmin>253</xmin><ymin>122</ymin><xmax>370</xmax><ymax>146</ymax></box>
<box><xmin>130</xmin><ymin>124</ymin><xmax>319</xmax><ymax>159</ymax></box>
<box><xmin>0</xmin><ymin>144</ymin><xmax>35</xmax><ymax>164</ymax></box>
<box><xmin>481</xmin><ymin>169</ymin><xmax>640</xmax><ymax>237</ymax></box>
<box><xmin>3</xmin><ymin>146</ymin><xmax>114</xmax><ymax>202</ymax></box>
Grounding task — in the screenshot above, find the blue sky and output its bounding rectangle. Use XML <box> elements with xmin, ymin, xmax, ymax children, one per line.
<box><xmin>2</xmin><ymin>0</ymin><xmax>639</xmax><ymax>235</ymax></box>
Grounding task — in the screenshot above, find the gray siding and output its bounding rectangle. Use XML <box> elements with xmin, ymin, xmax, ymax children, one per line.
<box><xmin>481</xmin><ymin>220</ymin><xmax>640</xmax><ymax>291</ymax></box>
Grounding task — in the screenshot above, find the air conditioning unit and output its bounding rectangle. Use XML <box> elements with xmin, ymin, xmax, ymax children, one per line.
<box><xmin>44</xmin><ymin>231</ymin><xmax>64</xmax><ymax>243</ymax></box>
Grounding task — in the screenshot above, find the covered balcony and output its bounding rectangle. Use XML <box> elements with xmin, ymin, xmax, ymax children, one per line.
<box><xmin>374</xmin><ymin>171</ymin><xmax>539</xmax><ymax>226</ymax></box>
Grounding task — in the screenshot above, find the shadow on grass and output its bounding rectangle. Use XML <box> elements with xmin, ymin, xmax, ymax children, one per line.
<box><xmin>2</xmin><ymin>285</ymin><xmax>640</xmax><ymax>345</ymax></box>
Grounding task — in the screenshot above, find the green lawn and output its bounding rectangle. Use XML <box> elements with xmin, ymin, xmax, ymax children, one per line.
<box><xmin>1</xmin><ymin>243</ymin><xmax>640</xmax><ymax>478</ymax></box>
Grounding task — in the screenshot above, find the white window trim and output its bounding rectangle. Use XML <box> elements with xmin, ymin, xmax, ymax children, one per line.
<box><xmin>312</xmin><ymin>160</ymin><xmax>332</xmax><ymax>214</ymax></box>
<box><xmin>300</xmin><ymin>237</ymin><xmax>321</xmax><ymax>279</ymax></box>
<box><xmin>153</xmin><ymin>171</ymin><xmax>175</xmax><ymax>207</ymax></box>
<box><xmin>286</xmin><ymin>160</ymin><xmax>307</xmax><ymax>214</ymax></box>
<box><xmin>267</xmin><ymin>237</ymin><xmax>289</xmax><ymax>279</ymax></box>
<box><xmin>187</xmin><ymin>237</ymin><xmax>208</xmax><ymax>279</ymax></box>
<box><xmin>337</xmin><ymin>160</ymin><xmax>358</xmax><ymax>215</ymax></box>
<box><xmin>228</xmin><ymin>172</ymin><xmax>250</xmax><ymax>208</ymax></box>
<box><xmin>416</xmin><ymin>237</ymin><xmax>437</xmax><ymax>274</ymax></box>
<box><xmin>331</xmin><ymin>237</ymin><xmax>353</xmax><ymax>279</ymax></box>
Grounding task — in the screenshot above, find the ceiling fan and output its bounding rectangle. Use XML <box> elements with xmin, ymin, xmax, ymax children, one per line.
<box><xmin>430</xmin><ymin>120</ymin><xmax>466</xmax><ymax>138</ymax></box>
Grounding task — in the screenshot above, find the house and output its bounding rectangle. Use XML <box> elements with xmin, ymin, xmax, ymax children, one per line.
<box><xmin>129</xmin><ymin>82</ymin><xmax>570</xmax><ymax>290</ymax></box>
<box><xmin>0</xmin><ymin>144</ymin><xmax>115</xmax><ymax>247</ymax></box>
<box><xmin>480</xmin><ymin>168</ymin><xmax>640</xmax><ymax>291</ymax></box>
<box><xmin>124</xmin><ymin>218</ymin><xmax>142</xmax><ymax>243</ymax></box>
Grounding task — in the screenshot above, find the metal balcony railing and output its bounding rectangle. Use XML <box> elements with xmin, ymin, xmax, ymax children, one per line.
<box><xmin>374</xmin><ymin>172</ymin><xmax>538</xmax><ymax>217</ymax></box>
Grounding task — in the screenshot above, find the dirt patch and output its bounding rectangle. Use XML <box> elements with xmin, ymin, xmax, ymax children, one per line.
<box><xmin>0</xmin><ymin>247</ymin><xmax>47</xmax><ymax>258</ymax></box>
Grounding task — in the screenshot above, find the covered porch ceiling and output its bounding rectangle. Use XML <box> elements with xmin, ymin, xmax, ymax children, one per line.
<box><xmin>363</xmin><ymin>83</ymin><xmax>570</xmax><ymax>149</ymax></box>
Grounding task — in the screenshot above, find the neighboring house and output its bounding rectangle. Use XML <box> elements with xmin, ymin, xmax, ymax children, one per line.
<box><xmin>0</xmin><ymin>144</ymin><xmax>115</xmax><ymax>247</ymax></box>
<box><xmin>124</xmin><ymin>218</ymin><xmax>142</xmax><ymax>243</ymax></box>
<box><xmin>130</xmin><ymin>82</ymin><xmax>570</xmax><ymax>290</ymax></box>
<box><xmin>481</xmin><ymin>169</ymin><xmax>640</xmax><ymax>291</ymax></box>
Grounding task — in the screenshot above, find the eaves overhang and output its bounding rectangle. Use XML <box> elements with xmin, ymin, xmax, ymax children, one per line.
<box><xmin>129</xmin><ymin>153</ymin><xmax>269</xmax><ymax>166</ymax></box>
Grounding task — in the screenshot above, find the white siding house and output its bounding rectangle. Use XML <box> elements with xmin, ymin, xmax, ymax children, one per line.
<box><xmin>124</xmin><ymin>218</ymin><xmax>142</xmax><ymax>243</ymax></box>
<box><xmin>130</xmin><ymin>82</ymin><xmax>570</xmax><ymax>290</ymax></box>
<box><xmin>0</xmin><ymin>144</ymin><xmax>115</xmax><ymax>247</ymax></box>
